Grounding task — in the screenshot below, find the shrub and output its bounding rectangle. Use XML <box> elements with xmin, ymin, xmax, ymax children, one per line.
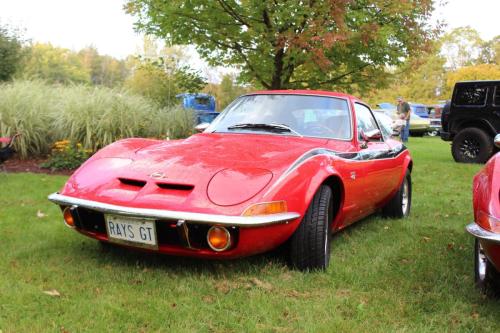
<box><xmin>0</xmin><ymin>80</ymin><xmax>195</xmax><ymax>158</ymax></box>
<box><xmin>40</xmin><ymin>140</ymin><xmax>91</xmax><ymax>170</ymax></box>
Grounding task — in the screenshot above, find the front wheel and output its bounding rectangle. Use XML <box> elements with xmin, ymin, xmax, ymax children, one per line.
<box><xmin>452</xmin><ymin>128</ymin><xmax>493</xmax><ymax>163</ymax></box>
<box><xmin>427</xmin><ymin>130</ymin><xmax>439</xmax><ymax>137</ymax></box>
<box><xmin>382</xmin><ymin>170</ymin><xmax>411</xmax><ymax>218</ymax></box>
<box><xmin>290</xmin><ymin>185</ymin><xmax>333</xmax><ymax>271</ymax></box>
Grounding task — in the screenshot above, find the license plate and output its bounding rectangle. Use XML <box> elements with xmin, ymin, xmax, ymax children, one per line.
<box><xmin>105</xmin><ymin>215</ymin><xmax>158</xmax><ymax>249</ymax></box>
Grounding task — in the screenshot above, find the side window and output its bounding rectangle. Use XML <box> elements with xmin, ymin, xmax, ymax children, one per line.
<box><xmin>455</xmin><ymin>86</ymin><xmax>488</xmax><ymax>106</ymax></box>
<box><xmin>354</xmin><ymin>103</ymin><xmax>379</xmax><ymax>140</ymax></box>
<box><xmin>494</xmin><ymin>86</ymin><xmax>500</xmax><ymax>106</ymax></box>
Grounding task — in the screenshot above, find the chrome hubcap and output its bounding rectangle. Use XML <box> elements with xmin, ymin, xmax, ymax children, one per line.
<box><xmin>401</xmin><ymin>178</ymin><xmax>409</xmax><ymax>214</ymax></box>
<box><xmin>477</xmin><ymin>243</ymin><xmax>487</xmax><ymax>281</ymax></box>
<box><xmin>460</xmin><ymin>138</ymin><xmax>480</xmax><ymax>159</ymax></box>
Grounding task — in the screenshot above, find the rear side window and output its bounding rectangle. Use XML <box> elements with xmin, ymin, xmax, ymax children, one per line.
<box><xmin>454</xmin><ymin>86</ymin><xmax>488</xmax><ymax>106</ymax></box>
<box><xmin>494</xmin><ymin>86</ymin><xmax>500</xmax><ymax>106</ymax></box>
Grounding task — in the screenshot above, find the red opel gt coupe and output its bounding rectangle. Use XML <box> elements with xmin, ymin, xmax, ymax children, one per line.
<box><xmin>467</xmin><ymin>134</ymin><xmax>500</xmax><ymax>291</ymax></box>
<box><xmin>49</xmin><ymin>91</ymin><xmax>413</xmax><ymax>270</ymax></box>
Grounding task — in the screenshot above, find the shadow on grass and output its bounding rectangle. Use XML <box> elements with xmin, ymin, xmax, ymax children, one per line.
<box><xmin>63</xmin><ymin>237</ymin><xmax>291</xmax><ymax>278</ymax></box>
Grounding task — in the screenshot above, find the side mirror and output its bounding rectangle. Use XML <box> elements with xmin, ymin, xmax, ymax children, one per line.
<box><xmin>195</xmin><ymin>122</ymin><xmax>210</xmax><ymax>133</ymax></box>
<box><xmin>361</xmin><ymin>129</ymin><xmax>382</xmax><ymax>141</ymax></box>
<box><xmin>359</xmin><ymin>129</ymin><xmax>382</xmax><ymax>148</ymax></box>
<box><xmin>494</xmin><ymin>134</ymin><xmax>500</xmax><ymax>149</ymax></box>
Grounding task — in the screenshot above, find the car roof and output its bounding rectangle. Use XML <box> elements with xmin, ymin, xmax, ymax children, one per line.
<box><xmin>248</xmin><ymin>89</ymin><xmax>358</xmax><ymax>101</ymax></box>
<box><xmin>456</xmin><ymin>80</ymin><xmax>500</xmax><ymax>85</ymax></box>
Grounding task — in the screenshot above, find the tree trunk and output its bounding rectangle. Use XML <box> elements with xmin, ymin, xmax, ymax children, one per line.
<box><xmin>270</xmin><ymin>48</ymin><xmax>285</xmax><ymax>89</ymax></box>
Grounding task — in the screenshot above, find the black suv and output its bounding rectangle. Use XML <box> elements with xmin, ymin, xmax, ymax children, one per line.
<box><xmin>441</xmin><ymin>81</ymin><xmax>500</xmax><ymax>163</ymax></box>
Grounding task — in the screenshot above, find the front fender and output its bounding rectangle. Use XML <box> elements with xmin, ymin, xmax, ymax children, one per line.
<box><xmin>262</xmin><ymin>154</ymin><xmax>343</xmax><ymax>234</ymax></box>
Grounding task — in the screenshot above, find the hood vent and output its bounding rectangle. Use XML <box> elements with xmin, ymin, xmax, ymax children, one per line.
<box><xmin>156</xmin><ymin>182</ymin><xmax>194</xmax><ymax>191</ymax></box>
<box><xmin>118</xmin><ymin>178</ymin><xmax>147</xmax><ymax>188</ymax></box>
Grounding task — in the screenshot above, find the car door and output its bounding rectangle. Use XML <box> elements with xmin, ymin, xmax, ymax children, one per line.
<box><xmin>351</xmin><ymin>102</ymin><xmax>399</xmax><ymax>215</ymax></box>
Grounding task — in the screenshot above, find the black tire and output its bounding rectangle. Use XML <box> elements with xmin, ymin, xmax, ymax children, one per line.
<box><xmin>290</xmin><ymin>185</ymin><xmax>333</xmax><ymax>271</ymax></box>
<box><xmin>451</xmin><ymin>128</ymin><xmax>494</xmax><ymax>163</ymax></box>
<box><xmin>474</xmin><ymin>239</ymin><xmax>500</xmax><ymax>295</ymax></box>
<box><xmin>382</xmin><ymin>170</ymin><xmax>411</xmax><ymax>218</ymax></box>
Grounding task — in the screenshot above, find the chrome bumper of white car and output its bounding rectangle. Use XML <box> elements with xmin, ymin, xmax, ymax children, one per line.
<box><xmin>48</xmin><ymin>193</ymin><xmax>300</xmax><ymax>228</ymax></box>
<box><xmin>466</xmin><ymin>223</ymin><xmax>500</xmax><ymax>244</ymax></box>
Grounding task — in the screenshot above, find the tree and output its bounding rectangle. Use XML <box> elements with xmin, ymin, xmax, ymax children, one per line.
<box><xmin>204</xmin><ymin>74</ymin><xmax>252</xmax><ymax>110</ymax></box>
<box><xmin>79</xmin><ymin>46</ymin><xmax>130</xmax><ymax>87</ymax></box>
<box><xmin>125</xmin><ymin>37</ymin><xmax>206</xmax><ymax>106</ymax></box>
<box><xmin>20</xmin><ymin>43</ymin><xmax>90</xmax><ymax>84</ymax></box>
<box><xmin>125</xmin><ymin>0</ymin><xmax>436</xmax><ymax>92</ymax></box>
<box><xmin>443</xmin><ymin>64</ymin><xmax>500</xmax><ymax>97</ymax></box>
<box><xmin>440</xmin><ymin>27</ymin><xmax>485</xmax><ymax>70</ymax></box>
<box><xmin>478</xmin><ymin>35</ymin><xmax>500</xmax><ymax>65</ymax></box>
<box><xmin>0</xmin><ymin>23</ymin><xmax>24</xmax><ymax>81</ymax></box>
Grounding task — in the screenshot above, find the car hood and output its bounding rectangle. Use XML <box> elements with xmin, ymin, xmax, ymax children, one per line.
<box><xmin>61</xmin><ymin>133</ymin><xmax>329</xmax><ymax>212</ymax></box>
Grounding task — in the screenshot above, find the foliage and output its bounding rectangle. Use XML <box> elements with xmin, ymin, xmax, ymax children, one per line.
<box><xmin>440</xmin><ymin>26</ymin><xmax>485</xmax><ymax>70</ymax></box>
<box><xmin>19</xmin><ymin>43</ymin><xmax>91</xmax><ymax>84</ymax></box>
<box><xmin>126</xmin><ymin>0</ymin><xmax>436</xmax><ymax>92</ymax></box>
<box><xmin>0</xmin><ymin>80</ymin><xmax>195</xmax><ymax>158</ymax></box>
<box><xmin>444</xmin><ymin>64</ymin><xmax>500</xmax><ymax>97</ymax></box>
<box><xmin>2</xmin><ymin>138</ymin><xmax>500</xmax><ymax>331</ymax></box>
<box><xmin>0</xmin><ymin>23</ymin><xmax>24</xmax><ymax>81</ymax></box>
<box><xmin>40</xmin><ymin>140</ymin><xmax>92</xmax><ymax>170</ymax></box>
<box><xmin>125</xmin><ymin>38</ymin><xmax>206</xmax><ymax>107</ymax></box>
<box><xmin>368</xmin><ymin>27</ymin><xmax>500</xmax><ymax>105</ymax></box>
<box><xmin>125</xmin><ymin>62</ymin><xmax>175</xmax><ymax>106</ymax></box>
<box><xmin>78</xmin><ymin>46</ymin><xmax>130</xmax><ymax>87</ymax></box>
<box><xmin>204</xmin><ymin>74</ymin><xmax>252</xmax><ymax>111</ymax></box>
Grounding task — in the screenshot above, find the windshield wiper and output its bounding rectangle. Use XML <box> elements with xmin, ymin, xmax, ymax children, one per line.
<box><xmin>227</xmin><ymin>123</ymin><xmax>303</xmax><ymax>137</ymax></box>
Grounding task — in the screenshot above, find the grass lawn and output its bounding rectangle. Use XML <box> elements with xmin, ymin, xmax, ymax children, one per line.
<box><xmin>1</xmin><ymin>137</ymin><xmax>499</xmax><ymax>332</ymax></box>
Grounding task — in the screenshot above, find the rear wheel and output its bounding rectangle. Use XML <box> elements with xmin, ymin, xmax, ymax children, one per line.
<box><xmin>452</xmin><ymin>128</ymin><xmax>493</xmax><ymax>163</ymax></box>
<box><xmin>290</xmin><ymin>185</ymin><xmax>333</xmax><ymax>271</ymax></box>
<box><xmin>382</xmin><ymin>170</ymin><xmax>411</xmax><ymax>218</ymax></box>
<box><xmin>474</xmin><ymin>239</ymin><xmax>500</xmax><ymax>294</ymax></box>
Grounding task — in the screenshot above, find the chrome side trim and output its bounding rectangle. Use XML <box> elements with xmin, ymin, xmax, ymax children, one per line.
<box><xmin>48</xmin><ymin>193</ymin><xmax>300</xmax><ymax>228</ymax></box>
<box><xmin>466</xmin><ymin>223</ymin><xmax>500</xmax><ymax>244</ymax></box>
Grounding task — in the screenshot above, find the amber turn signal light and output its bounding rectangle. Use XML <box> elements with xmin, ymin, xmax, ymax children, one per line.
<box><xmin>477</xmin><ymin>210</ymin><xmax>500</xmax><ymax>233</ymax></box>
<box><xmin>207</xmin><ymin>226</ymin><xmax>231</xmax><ymax>252</ymax></box>
<box><xmin>242</xmin><ymin>201</ymin><xmax>287</xmax><ymax>216</ymax></box>
<box><xmin>63</xmin><ymin>207</ymin><xmax>75</xmax><ymax>227</ymax></box>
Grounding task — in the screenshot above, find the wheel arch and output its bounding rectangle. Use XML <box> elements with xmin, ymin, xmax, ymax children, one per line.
<box><xmin>453</xmin><ymin>120</ymin><xmax>496</xmax><ymax>137</ymax></box>
<box><xmin>320</xmin><ymin>175</ymin><xmax>345</xmax><ymax>228</ymax></box>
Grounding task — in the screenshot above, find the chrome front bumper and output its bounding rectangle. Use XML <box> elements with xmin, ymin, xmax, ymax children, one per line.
<box><xmin>48</xmin><ymin>193</ymin><xmax>300</xmax><ymax>228</ymax></box>
<box><xmin>466</xmin><ymin>223</ymin><xmax>500</xmax><ymax>244</ymax></box>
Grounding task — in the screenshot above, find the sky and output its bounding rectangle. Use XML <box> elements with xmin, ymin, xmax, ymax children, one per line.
<box><xmin>0</xmin><ymin>0</ymin><xmax>499</xmax><ymax>76</ymax></box>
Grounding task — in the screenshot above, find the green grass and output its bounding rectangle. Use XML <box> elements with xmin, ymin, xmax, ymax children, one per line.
<box><xmin>1</xmin><ymin>137</ymin><xmax>499</xmax><ymax>332</ymax></box>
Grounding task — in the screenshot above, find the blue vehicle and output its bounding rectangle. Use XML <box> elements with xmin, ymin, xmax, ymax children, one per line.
<box><xmin>409</xmin><ymin>103</ymin><xmax>429</xmax><ymax>118</ymax></box>
<box><xmin>176</xmin><ymin>93</ymin><xmax>219</xmax><ymax>125</ymax></box>
<box><xmin>376</xmin><ymin>102</ymin><xmax>429</xmax><ymax>118</ymax></box>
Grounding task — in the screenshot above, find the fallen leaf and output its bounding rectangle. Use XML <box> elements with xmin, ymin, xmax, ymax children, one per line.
<box><xmin>43</xmin><ymin>289</ymin><xmax>61</xmax><ymax>297</ymax></box>
<box><xmin>422</xmin><ymin>237</ymin><xmax>431</xmax><ymax>242</ymax></box>
<box><xmin>250</xmin><ymin>278</ymin><xmax>273</xmax><ymax>291</ymax></box>
<box><xmin>37</xmin><ymin>210</ymin><xmax>47</xmax><ymax>218</ymax></box>
<box><xmin>471</xmin><ymin>312</ymin><xmax>479</xmax><ymax>319</ymax></box>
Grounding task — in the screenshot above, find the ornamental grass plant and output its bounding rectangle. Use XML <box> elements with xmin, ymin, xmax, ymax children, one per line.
<box><xmin>0</xmin><ymin>80</ymin><xmax>195</xmax><ymax>159</ymax></box>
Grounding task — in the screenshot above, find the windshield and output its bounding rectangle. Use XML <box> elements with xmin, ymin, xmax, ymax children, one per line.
<box><xmin>207</xmin><ymin>94</ymin><xmax>352</xmax><ymax>139</ymax></box>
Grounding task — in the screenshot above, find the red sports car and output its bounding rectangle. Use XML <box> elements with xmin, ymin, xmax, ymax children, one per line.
<box><xmin>467</xmin><ymin>134</ymin><xmax>500</xmax><ymax>291</ymax></box>
<box><xmin>49</xmin><ymin>91</ymin><xmax>413</xmax><ymax>270</ymax></box>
